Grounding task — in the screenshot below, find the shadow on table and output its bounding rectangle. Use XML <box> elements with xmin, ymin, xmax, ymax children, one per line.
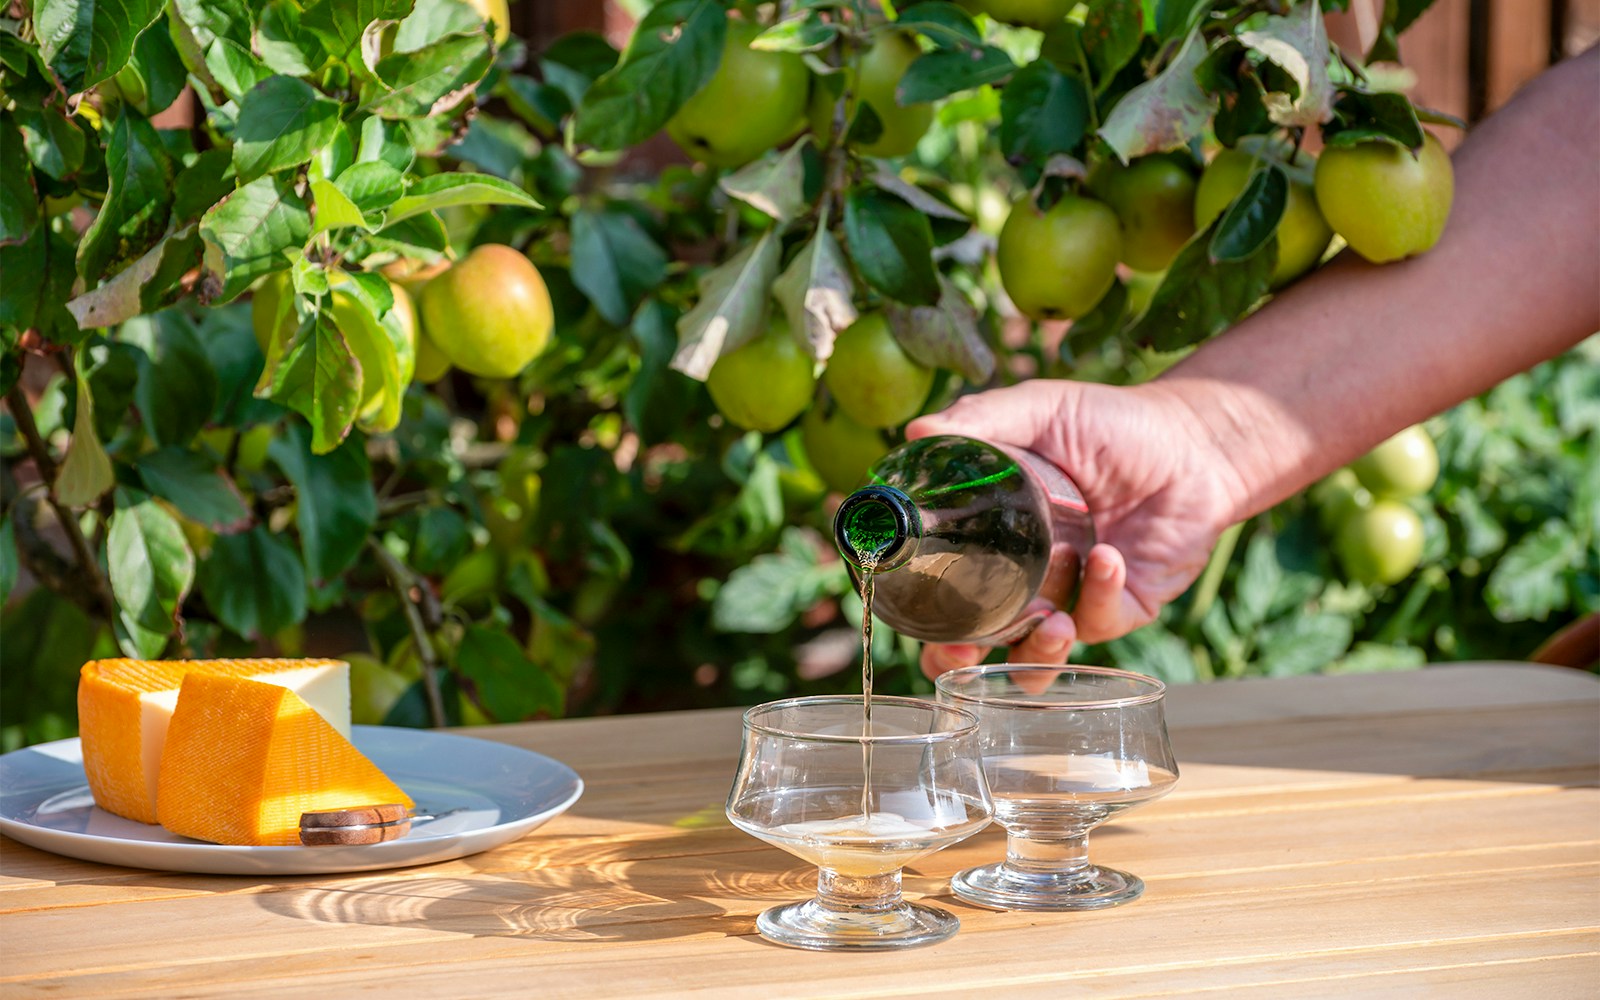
<box><xmin>249</xmin><ymin>825</ymin><xmax>813</xmax><ymax>944</ymax></box>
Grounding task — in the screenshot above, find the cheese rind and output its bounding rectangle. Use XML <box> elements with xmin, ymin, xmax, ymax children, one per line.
<box><xmin>157</xmin><ymin>674</ymin><xmax>412</xmax><ymax>846</ymax></box>
<box><xmin>77</xmin><ymin>659</ymin><xmax>351</xmax><ymax>824</ymax></box>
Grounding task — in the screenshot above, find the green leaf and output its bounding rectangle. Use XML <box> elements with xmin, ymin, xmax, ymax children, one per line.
<box><xmin>772</xmin><ymin>221</ymin><xmax>857</xmax><ymax>362</ymax></box>
<box><xmin>895</xmin><ymin>3</ymin><xmax>984</xmax><ymax>48</ymax></box>
<box><xmin>409</xmin><ymin>506</ymin><xmax>471</xmax><ymax>576</ymax></box>
<box><xmin>1255</xmin><ymin>612</ymin><xmax>1353</xmax><ymax>676</ymax></box>
<box><xmin>370</xmin><ymin>211</ymin><xmax>449</xmax><ymax>258</ymax></box>
<box><xmin>884</xmin><ymin>275</ymin><xmax>995</xmax><ymax>384</ymax></box>
<box><xmin>0</xmin><ymin>518</ymin><xmax>16</xmax><ymax>606</ymax></box>
<box><xmin>203</xmin><ymin>36</ymin><xmax>272</xmax><ymax>102</ymax></box>
<box><xmin>301</xmin><ymin>0</ymin><xmax>417</xmax><ymax>64</ymax></box>
<box><xmin>1106</xmin><ymin>624</ymin><xmax>1196</xmax><ymax>684</ymax></box>
<box><xmin>386</xmin><ymin>171</ymin><xmax>539</xmax><ymax>222</ymax></box>
<box><xmin>197</xmin><ymin>526</ymin><xmax>308</xmax><ymax>639</ymax></box>
<box><xmin>573</xmin><ymin>0</ymin><xmax>727</xmax><ymax>152</ymax></box>
<box><xmin>172</xmin><ymin>149</ymin><xmax>236</xmax><ymax>223</ymax></box>
<box><xmin>233</xmin><ymin>76</ymin><xmax>345</xmax><ymax>183</ymax></box>
<box><xmin>1237</xmin><ymin>0</ymin><xmax>1334</xmax><ymax>128</ymax></box>
<box><xmin>751</xmin><ymin>11</ymin><xmax>839</xmax><ymax>53</ymax></box>
<box><xmin>0</xmin><ymin>225</ymin><xmax>79</xmax><ymax>342</ymax></box>
<box><xmin>0</xmin><ymin>114</ymin><xmax>40</xmax><ymax>246</ymax></box>
<box><xmin>624</xmin><ymin>298</ymin><xmax>699</xmax><ymax>446</ymax></box>
<box><xmin>676</xmin><ymin>442</ymin><xmax>786</xmax><ymax>557</ymax></box>
<box><xmin>718</xmin><ymin>139</ymin><xmax>811</xmax><ymax>224</ymax></box>
<box><xmin>362</xmin><ymin>29</ymin><xmax>493</xmax><ymax>119</ymax></box>
<box><xmin>76</xmin><ymin>111</ymin><xmax>173</xmax><ymax>282</ymax></box>
<box><xmin>1153</xmin><ymin>0</ymin><xmax>1206</xmax><ymax>41</ymax></box>
<box><xmin>1323</xmin><ymin>88</ymin><xmax>1424</xmax><ymax>150</ymax></box>
<box><xmin>357</xmin><ymin>115</ymin><xmax>416</xmax><ymax>173</ymax></box>
<box><xmin>568</xmin><ymin>207</ymin><xmax>669</xmax><ymax>326</ymax></box>
<box><xmin>13</xmin><ymin>106</ymin><xmax>87</xmax><ymax>181</ymax></box>
<box><xmin>199</xmin><ymin>174</ymin><xmax>311</xmax><ymax>304</ymax></box>
<box><xmin>56</xmin><ymin>365</ymin><xmax>115</xmax><ymax>507</ymax></box>
<box><xmin>335</xmin><ymin>159</ymin><xmax>406</xmax><ymax>216</ymax></box>
<box><xmin>457</xmin><ymin>624</ymin><xmax>565</xmax><ymax>721</ymax></box>
<box><xmin>107</xmin><ymin>486</ymin><xmax>195</xmax><ymax>655</ymax></box>
<box><xmin>539</xmin><ymin>32</ymin><xmax>621</xmax><ymax>108</ymax></box>
<box><xmin>1078</xmin><ymin>0</ymin><xmax>1145</xmax><ymax>87</ymax></box>
<box><xmin>67</xmin><ymin>226</ymin><xmax>202</xmax><ymax>330</ymax></box>
<box><xmin>1000</xmin><ymin>60</ymin><xmax>1090</xmax><ymax>172</ymax></box>
<box><xmin>712</xmin><ymin>531</ymin><xmax>835</xmax><ymax>633</ymax></box>
<box><xmin>124</xmin><ymin>16</ymin><xmax>187</xmax><ymax>115</ymax></box>
<box><xmin>334</xmin><ymin>286</ymin><xmax>403</xmax><ymax>434</ymax></box>
<box><xmin>392</xmin><ymin>0</ymin><xmax>484</xmax><ymax>53</ymax></box>
<box><xmin>897</xmin><ymin>45</ymin><xmax>1016</xmax><ymax>104</ymax></box>
<box><xmin>121</xmin><ymin>310</ymin><xmax>217</xmax><ymax>448</ymax></box>
<box><xmin>310</xmin><ymin>177</ymin><xmax>370</xmax><ymax>235</ymax></box>
<box><xmin>843</xmin><ymin>187</ymin><xmax>939</xmax><ymax>307</ymax></box>
<box><xmin>1125</xmin><ymin>216</ymin><xmax>1274</xmax><ymax>352</ymax></box>
<box><xmin>1098</xmin><ymin>27</ymin><xmax>1216</xmax><ymax>161</ymax></box>
<box><xmin>1486</xmin><ymin>520</ymin><xmax>1579</xmax><ymax>622</ymax></box>
<box><xmin>268</xmin><ymin>423</ymin><xmax>378</xmax><ymax>580</ymax></box>
<box><xmin>257</xmin><ymin>0</ymin><xmax>321</xmax><ymax>76</ymax></box>
<box><xmin>33</xmin><ymin>0</ymin><xmax>164</xmax><ymax>91</ymax></box>
<box><xmin>1231</xmin><ymin>528</ymin><xmax>1282</xmax><ymax>631</ymax></box>
<box><xmin>1209</xmin><ymin>162</ymin><xmax>1286</xmax><ymax>263</ymax></box>
<box><xmin>670</xmin><ymin>230</ymin><xmax>782</xmax><ymax>380</ymax></box>
<box><xmin>264</xmin><ymin>312</ymin><xmax>363</xmax><ymax>453</ymax></box>
<box><xmin>137</xmin><ymin>446</ymin><xmax>251</xmax><ymax>533</ymax></box>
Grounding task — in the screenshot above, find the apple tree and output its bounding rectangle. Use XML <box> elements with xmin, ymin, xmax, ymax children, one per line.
<box><xmin>4</xmin><ymin>0</ymin><xmax>1594</xmax><ymax>745</ymax></box>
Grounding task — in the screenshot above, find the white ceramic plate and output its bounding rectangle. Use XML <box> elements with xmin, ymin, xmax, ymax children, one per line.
<box><xmin>0</xmin><ymin>726</ymin><xmax>583</xmax><ymax>875</ymax></box>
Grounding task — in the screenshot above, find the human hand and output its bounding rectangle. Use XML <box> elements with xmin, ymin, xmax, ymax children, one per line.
<box><xmin>909</xmin><ymin>379</ymin><xmax>1243</xmax><ymax>679</ymax></box>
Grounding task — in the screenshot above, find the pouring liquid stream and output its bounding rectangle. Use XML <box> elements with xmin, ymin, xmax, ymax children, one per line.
<box><xmin>856</xmin><ymin>549</ymin><xmax>881</xmax><ymax>820</ymax></box>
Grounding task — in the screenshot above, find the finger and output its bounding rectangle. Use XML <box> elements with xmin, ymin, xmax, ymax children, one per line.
<box><xmin>1009</xmin><ymin>612</ymin><xmax>1075</xmax><ymax>694</ymax></box>
<box><xmin>1008</xmin><ymin>611</ymin><xmax>1075</xmax><ymax>666</ymax></box>
<box><xmin>905</xmin><ymin>384</ymin><xmax>1057</xmax><ymax>448</ymax></box>
<box><xmin>1072</xmin><ymin>543</ymin><xmax>1128</xmax><ymax>645</ymax></box>
<box><xmin>920</xmin><ymin>642</ymin><xmax>982</xmax><ymax>681</ymax></box>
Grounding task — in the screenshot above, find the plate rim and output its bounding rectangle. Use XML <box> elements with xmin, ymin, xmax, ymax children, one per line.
<box><xmin>0</xmin><ymin>725</ymin><xmax>583</xmax><ymax>875</ymax></box>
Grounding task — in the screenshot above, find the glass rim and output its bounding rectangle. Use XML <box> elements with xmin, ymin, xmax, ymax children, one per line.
<box><xmin>742</xmin><ymin>695</ymin><xmax>979</xmax><ymax>744</ymax></box>
<box><xmin>933</xmin><ymin>663</ymin><xmax>1167</xmax><ymax>710</ymax></box>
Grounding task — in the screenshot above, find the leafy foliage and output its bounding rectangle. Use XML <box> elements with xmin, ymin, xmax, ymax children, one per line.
<box><xmin>3</xmin><ymin>0</ymin><xmax>1590</xmax><ymax>753</ymax></box>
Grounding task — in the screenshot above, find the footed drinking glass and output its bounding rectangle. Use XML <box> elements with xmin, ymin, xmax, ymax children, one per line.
<box><xmin>935</xmin><ymin>664</ymin><xmax>1178</xmax><ymax>911</ymax></box>
<box><xmin>726</xmin><ymin>695</ymin><xmax>993</xmax><ymax>950</ymax></box>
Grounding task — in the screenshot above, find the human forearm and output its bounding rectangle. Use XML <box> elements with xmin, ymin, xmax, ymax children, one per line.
<box><xmin>1153</xmin><ymin>48</ymin><xmax>1600</xmax><ymax>523</ymax></box>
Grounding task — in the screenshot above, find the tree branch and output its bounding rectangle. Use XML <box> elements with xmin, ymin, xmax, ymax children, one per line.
<box><xmin>4</xmin><ymin>382</ymin><xmax>118</xmax><ymax>623</ymax></box>
<box><xmin>367</xmin><ymin>538</ymin><xmax>449</xmax><ymax>728</ymax></box>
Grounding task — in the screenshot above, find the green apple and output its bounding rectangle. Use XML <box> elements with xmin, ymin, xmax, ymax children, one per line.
<box><xmin>997</xmin><ymin>193</ymin><xmax>1122</xmax><ymax>320</ymax></box>
<box><xmin>969</xmin><ymin>0</ymin><xmax>1076</xmax><ymax>29</ymax></box>
<box><xmin>418</xmin><ymin>244</ymin><xmax>553</xmax><ymax>379</ymax></box>
<box><xmin>1315</xmin><ymin>132</ymin><xmax>1454</xmax><ymax>264</ymax></box>
<box><xmin>800</xmin><ymin>404</ymin><xmax>890</xmax><ymax>494</ymax></box>
<box><xmin>1195</xmin><ymin>147</ymin><xmax>1334</xmax><ymax>287</ymax></box>
<box><xmin>706</xmin><ymin>314</ymin><xmax>817</xmax><ymax>432</ymax></box>
<box><xmin>1351</xmin><ymin>425</ymin><xmax>1439</xmax><ymax>500</ymax></box>
<box><xmin>808</xmin><ymin>29</ymin><xmax>932</xmax><ymax>157</ymax></box>
<box><xmin>1337</xmin><ymin>500</ymin><xmax>1425</xmax><ymax>585</ymax></box>
<box><xmin>666</xmin><ymin>19</ymin><xmax>808</xmax><ymax>168</ymax></box>
<box><xmin>1089</xmin><ymin>156</ymin><xmax>1198</xmax><ymax>273</ymax></box>
<box><xmin>822</xmin><ymin>311</ymin><xmax>934</xmax><ymax>429</ymax></box>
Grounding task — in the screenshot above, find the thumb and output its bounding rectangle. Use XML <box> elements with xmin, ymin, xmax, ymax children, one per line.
<box><xmin>906</xmin><ymin>381</ymin><xmax>1074</xmax><ymax>451</ymax></box>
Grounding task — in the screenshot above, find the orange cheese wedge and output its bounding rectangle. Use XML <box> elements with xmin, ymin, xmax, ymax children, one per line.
<box><xmin>157</xmin><ymin>673</ymin><xmax>412</xmax><ymax>846</ymax></box>
<box><xmin>78</xmin><ymin>659</ymin><xmax>351</xmax><ymax>824</ymax></box>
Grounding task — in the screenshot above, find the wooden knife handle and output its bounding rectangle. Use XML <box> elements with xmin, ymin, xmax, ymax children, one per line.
<box><xmin>298</xmin><ymin>803</ymin><xmax>412</xmax><ymax>846</ymax></box>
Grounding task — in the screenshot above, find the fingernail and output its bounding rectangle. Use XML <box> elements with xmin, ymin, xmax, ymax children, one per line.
<box><xmin>1037</xmin><ymin>616</ymin><xmax>1072</xmax><ymax>646</ymax></box>
<box><xmin>1091</xmin><ymin>559</ymin><xmax>1116</xmax><ymax>582</ymax></box>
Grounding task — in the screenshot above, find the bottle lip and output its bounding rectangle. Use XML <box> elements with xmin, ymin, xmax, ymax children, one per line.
<box><xmin>834</xmin><ymin>484</ymin><xmax>919</xmax><ymax>572</ymax></box>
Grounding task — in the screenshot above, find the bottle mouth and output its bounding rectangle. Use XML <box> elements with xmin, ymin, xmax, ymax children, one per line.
<box><xmin>833</xmin><ymin>485</ymin><xmax>919</xmax><ymax>572</ymax></box>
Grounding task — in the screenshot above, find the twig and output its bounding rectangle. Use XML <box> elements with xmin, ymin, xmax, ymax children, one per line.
<box><xmin>1181</xmin><ymin>521</ymin><xmax>1243</xmax><ymax>633</ymax></box>
<box><xmin>367</xmin><ymin>538</ymin><xmax>449</xmax><ymax>728</ymax></box>
<box><xmin>4</xmin><ymin>381</ymin><xmax>118</xmax><ymax>623</ymax></box>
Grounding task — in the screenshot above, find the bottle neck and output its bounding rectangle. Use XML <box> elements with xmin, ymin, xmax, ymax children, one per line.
<box><xmin>834</xmin><ymin>485</ymin><xmax>920</xmax><ymax>573</ymax></box>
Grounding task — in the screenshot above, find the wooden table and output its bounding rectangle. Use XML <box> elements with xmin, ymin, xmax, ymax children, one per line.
<box><xmin>3</xmin><ymin>662</ymin><xmax>1597</xmax><ymax>997</ymax></box>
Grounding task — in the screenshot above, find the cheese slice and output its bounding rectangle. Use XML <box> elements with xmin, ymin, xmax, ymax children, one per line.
<box><xmin>77</xmin><ymin>659</ymin><xmax>351</xmax><ymax>824</ymax></box>
<box><xmin>157</xmin><ymin>674</ymin><xmax>411</xmax><ymax>846</ymax></box>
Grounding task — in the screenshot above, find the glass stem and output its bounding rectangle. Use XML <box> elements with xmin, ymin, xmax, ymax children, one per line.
<box><xmin>1006</xmin><ymin>832</ymin><xmax>1091</xmax><ymax>877</ymax></box>
<box><xmin>816</xmin><ymin>867</ymin><xmax>903</xmax><ymax>912</ymax></box>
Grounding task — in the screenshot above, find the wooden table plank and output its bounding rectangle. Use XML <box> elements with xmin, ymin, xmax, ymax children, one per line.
<box><xmin>1</xmin><ymin>663</ymin><xmax>1596</xmax><ymax>997</ymax></box>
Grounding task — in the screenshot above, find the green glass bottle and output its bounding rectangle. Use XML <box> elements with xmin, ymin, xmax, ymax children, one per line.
<box><xmin>833</xmin><ymin>435</ymin><xmax>1095</xmax><ymax>644</ymax></box>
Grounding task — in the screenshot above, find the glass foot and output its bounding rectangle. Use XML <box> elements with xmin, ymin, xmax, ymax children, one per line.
<box><xmin>755</xmin><ymin>898</ymin><xmax>960</xmax><ymax>951</ymax></box>
<box><xmin>951</xmin><ymin>861</ymin><xmax>1144</xmax><ymax>911</ymax></box>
